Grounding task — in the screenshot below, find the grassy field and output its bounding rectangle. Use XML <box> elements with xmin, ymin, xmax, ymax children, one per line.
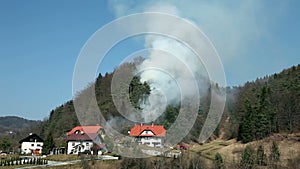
<box><xmin>1</xmin><ymin>134</ymin><xmax>299</xmax><ymax>168</ymax></box>
<box><xmin>218</xmin><ymin>133</ymin><xmax>300</xmax><ymax>167</ymax></box>
<box><xmin>44</xmin><ymin>154</ymin><xmax>80</xmax><ymax>162</ymax></box>
<box><xmin>187</xmin><ymin>134</ymin><xmax>300</xmax><ymax>168</ymax></box>
<box><xmin>189</xmin><ymin>139</ymin><xmax>233</xmax><ymax>160</ymax></box>
<box><xmin>48</xmin><ymin>160</ymin><xmax>121</xmax><ymax>169</ymax></box>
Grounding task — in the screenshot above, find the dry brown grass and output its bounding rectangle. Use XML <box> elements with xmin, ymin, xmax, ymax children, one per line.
<box><xmin>218</xmin><ymin>133</ymin><xmax>300</xmax><ymax>168</ymax></box>
<box><xmin>190</xmin><ymin>140</ymin><xmax>232</xmax><ymax>160</ymax></box>
<box><xmin>2</xmin><ymin>134</ymin><xmax>298</xmax><ymax>169</ymax></box>
<box><xmin>45</xmin><ymin>154</ymin><xmax>80</xmax><ymax>161</ymax></box>
<box><xmin>34</xmin><ymin>160</ymin><xmax>121</xmax><ymax>169</ymax></box>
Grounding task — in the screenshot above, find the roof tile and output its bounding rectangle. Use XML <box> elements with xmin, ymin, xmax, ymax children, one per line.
<box><xmin>130</xmin><ymin>124</ymin><xmax>166</xmax><ymax>137</ymax></box>
<box><xmin>66</xmin><ymin>133</ymin><xmax>98</xmax><ymax>141</ymax></box>
<box><xmin>67</xmin><ymin>125</ymin><xmax>103</xmax><ymax>135</ymax></box>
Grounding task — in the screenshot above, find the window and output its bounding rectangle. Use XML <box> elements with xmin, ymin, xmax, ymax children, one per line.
<box><xmin>31</xmin><ymin>144</ymin><xmax>34</xmax><ymax>147</ymax></box>
<box><xmin>72</xmin><ymin>142</ymin><xmax>75</xmax><ymax>146</ymax></box>
<box><xmin>86</xmin><ymin>142</ymin><xmax>89</xmax><ymax>146</ymax></box>
<box><xmin>37</xmin><ymin>144</ymin><xmax>41</xmax><ymax>147</ymax></box>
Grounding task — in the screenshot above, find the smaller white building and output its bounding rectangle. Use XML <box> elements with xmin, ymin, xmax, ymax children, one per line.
<box><xmin>19</xmin><ymin>133</ymin><xmax>44</xmax><ymax>155</ymax></box>
<box><xmin>130</xmin><ymin>124</ymin><xmax>166</xmax><ymax>148</ymax></box>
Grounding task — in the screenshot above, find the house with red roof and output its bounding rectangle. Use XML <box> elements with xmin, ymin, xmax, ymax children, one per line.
<box><xmin>129</xmin><ymin>124</ymin><xmax>166</xmax><ymax>148</ymax></box>
<box><xmin>66</xmin><ymin>125</ymin><xmax>105</xmax><ymax>154</ymax></box>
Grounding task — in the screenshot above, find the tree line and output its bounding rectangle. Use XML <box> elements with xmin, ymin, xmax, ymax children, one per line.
<box><xmin>2</xmin><ymin>60</ymin><xmax>299</xmax><ymax>156</ymax></box>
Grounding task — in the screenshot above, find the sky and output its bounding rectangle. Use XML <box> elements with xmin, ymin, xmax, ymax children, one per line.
<box><xmin>0</xmin><ymin>0</ymin><xmax>299</xmax><ymax>120</ymax></box>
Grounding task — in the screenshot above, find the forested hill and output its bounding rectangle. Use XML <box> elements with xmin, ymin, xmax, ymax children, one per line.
<box><xmin>12</xmin><ymin>63</ymin><xmax>300</xmax><ymax>147</ymax></box>
<box><xmin>34</xmin><ymin>61</ymin><xmax>151</xmax><ymax>145</ymax></box>
<box><xmin>0</xmin><ymin>116</ymin><xmax>40</xmax><ymax>136</ymax></box>
<box><xmin>224</xmin><ymin>64</ymin><xmax>300</xmax><ymax>143</ymax></box>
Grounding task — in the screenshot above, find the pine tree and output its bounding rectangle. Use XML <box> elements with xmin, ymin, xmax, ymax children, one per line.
<box><xmin>256</xmin><ymin>145</ymin><xmax>267</xmax><ymax>166</ymax></box>
<box><xmin>214</xmin><ymin>153</ymin><xmax>225</xmax><ymax>169</ymax></box>
<box><xmin>238</xmin><ymin>100</ymin><xmax>255</xmax><ymax>143</ymax></box>
<box><xmin>238</xmin><ymin>86</ymin><xmax>274</xmax><ymax>143</ymax></box>
<box><xmin>42</xmin><ymin>132</ymin><xmax>55</xmax><ymax>155</ymax></box>
<box><xmin>255</xmin><ymin>86</ymin><xmax>272</xmax><ymax>140</ymax></box>
<box><xmin>0</xmin><ymin>137</ymin><xmax>12</xmax><ymax>152</ymax></box>
<box><xmin>240</xmin><ymin>145</ymin><xmax>255</xmax><ymax>169</ymax></box>
<box><xmin>269</xmin><ymin>141</ymin><xmax>280</xmax><ymax>162</ymax></box>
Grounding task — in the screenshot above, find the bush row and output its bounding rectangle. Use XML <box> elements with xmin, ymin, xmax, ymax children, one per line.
<box><xmin>0</xmin><ymin>157</ymin><xmax>48</xmax><ymax>166</ymax></box>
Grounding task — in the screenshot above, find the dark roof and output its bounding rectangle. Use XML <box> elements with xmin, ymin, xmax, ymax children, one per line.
<box><xmin>66</xmin><ymin>133</ymin><xmax>98</xmax><ymax>141</ymax></box>
<box><xmin>19</xmin><ymin>133</ymin><xmax>44</xmax><ymax>143</ymax></box>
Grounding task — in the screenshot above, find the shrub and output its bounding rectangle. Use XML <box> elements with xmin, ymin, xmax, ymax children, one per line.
<box><xmin>214</xmin><ymin>153</ymin><xmax>225</xmax><ymax>169</ymax></box>
<box><xmin>240</xmin><ymin>145</ymin><xmax>255</xmax><ymax>169</ymax></box>
<box><xmin>256</xmin><ymin>145</ymin><xmax>267</xmax><ymax>166</ymax></box>
<box><xmin>269</xmin><ymin>141</ymin><xmax>280</xmax><ymax>162</ymax></box>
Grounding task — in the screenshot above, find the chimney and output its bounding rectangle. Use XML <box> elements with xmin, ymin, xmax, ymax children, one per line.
<box><xmin>140</xmin><ymin>123</ymin><xmax>143</xmax><ymax>126</ymax></box>
<box><xmin>152</xmin><ymin>123</ymin><xmax>154</xmax><ymax>127</ymax></box>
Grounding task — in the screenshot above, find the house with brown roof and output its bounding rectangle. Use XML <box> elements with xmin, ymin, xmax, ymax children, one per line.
<box><xmin>129</xmin><ymin>124</ymin><xmax>166</xmax><ymax>148</ymax></box>
<box><xmin>66</xmin><ymin>125</ymin><xmax>105</xmax><ymax>154</ymax></box>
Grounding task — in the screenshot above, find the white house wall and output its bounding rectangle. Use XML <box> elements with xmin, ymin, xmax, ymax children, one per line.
<box><xmin>140</xmin><ymin>137</ymin><xmax>163</xmax><ymax>148</ymax></box>
<box><xmin>67</xmin><ymin>141</ymin><xmax>93</xmax><ymax>154</ymax></box>
<box><xmin>21</xmin><ymin>142</ymin><xmax>43</xmax><ymax>154</ymax></box>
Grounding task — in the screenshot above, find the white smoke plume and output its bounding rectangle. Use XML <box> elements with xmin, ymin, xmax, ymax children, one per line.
<box><xmin>108</xmin><ymin>0</ymin><xmax>270</xmax><ymax>62</ymax></box>
<box><xmin>137</xmin><ymin>37</ymin><xmax>209</xmax><ymax>122</ymax></box>
<box><xmin>109</xmin><ymin>2</ymin><xmax>214</xmax><ymax>122</ymax></box>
